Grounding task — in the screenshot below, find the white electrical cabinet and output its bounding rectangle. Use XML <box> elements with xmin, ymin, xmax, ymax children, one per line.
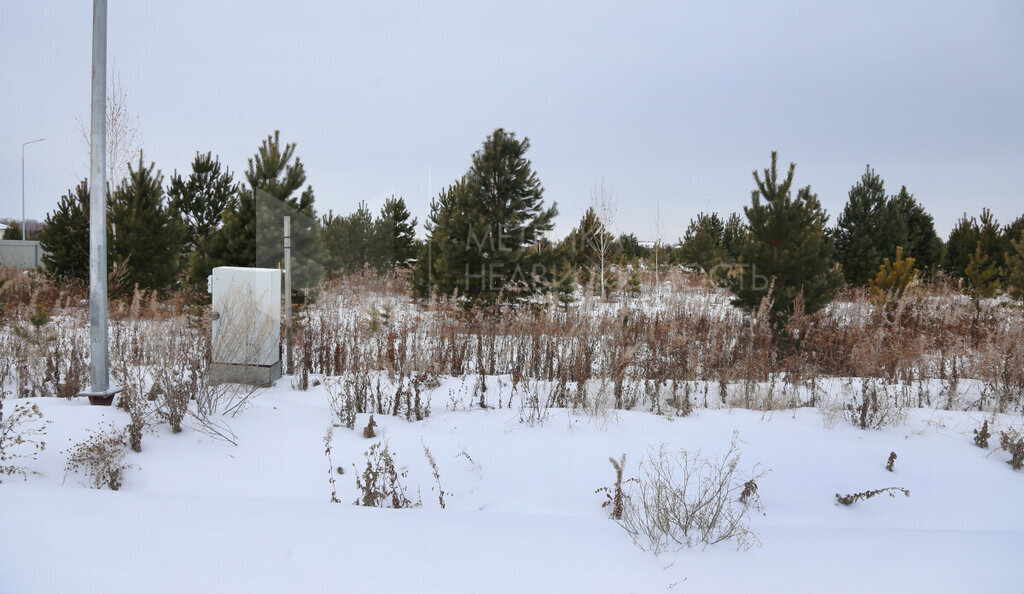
<box><xmin>208</xmin><ymin>266</ymin><xmax>282</xmax><ymax>385</ymax></box>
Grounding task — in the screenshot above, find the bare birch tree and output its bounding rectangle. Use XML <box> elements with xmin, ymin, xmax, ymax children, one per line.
<box><xmin>590</xmin><ymin>180</ymin><xmax>618</xmax><ymax>299</ymax></box>
<box><xmin>78</xmin><ymin>70</ymin><xmax>140</xmax><ymax>189</ymax></box>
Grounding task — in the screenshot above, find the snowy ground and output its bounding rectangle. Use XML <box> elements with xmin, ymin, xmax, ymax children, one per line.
<box><xmin>2</xmin><ymin>379</ymin><xmax>1023</xmax><ymax>593</ymax></box>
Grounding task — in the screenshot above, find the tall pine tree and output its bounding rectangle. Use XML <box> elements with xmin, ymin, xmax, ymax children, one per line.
<box><xmin>40</xmin><ymin>180</ymin><xmax>91</xmax><ymax>282</ymax></box>
<box><xmin>203</xmin><ymin>131</ymin><xmax>325</xmax><ymax>290</ymax></box>
<box><xmin>728</xmin><ymin>152</ymin><xmax>843</xmax><ymax>323</ymax></box>
<box><xmin>413</xmin><ymin>129</ymin><xmax>558</xmax><ymax>302</ymax></box>
<box><xmin>109</xmin><ymin>153</ymin><xmax>184</xmax><ymax>293</ymax></box>
<box><xmin>168</xmin><ymin>152</ymin><xmax>237</xmax><ymax>272</ymax></box>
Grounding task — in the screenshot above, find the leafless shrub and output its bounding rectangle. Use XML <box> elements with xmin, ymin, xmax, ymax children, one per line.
<box><xmin>738</xmin><ymin>478</ymin><xmax>760</xmax><ymax>506</ymax></box>
<box><xmin>324</xmin><ymin>427</ymin><xmax>340</xmax><ymax>503</ymax></box>
<box><xmin>353</xmin><ymin>439</ymin><xmax>418</xmax><ymax>508</ymax></box>
<box><xmin>595</xmin><ymin>453</ymin><xmax>631</xmax><ymax>520</ymax></box>
<box><xmin>362</xmin><ymin>415</ymin><xmax>377</xmax><ymax>438</ymax></box>
<box><xmin>157</xmin><ymin>373</ymin><xmax>192</xmax><ymax>434</ymax></box>
<box><xmin>326</xmin><ymin>374</ymin><xmax>364</xmax><ymax>430</ymax></box>
<box><xmin>518</xmin><ymin>385</ymin><xmax>550</xmax><ymax>426</ymax></box>
<box><xmin>998</xmin><ymin>429</ymin><xmax>1024</xmax><ymax>470</ymax></box>
<box><xmin>619</xmin><ymin>434</ymin><xmax>767</xmax><ymax>553</ymax></box>
<box><xmin>0</xmin><ymin>396</ymin><xmax>48</xmax><ymax>481</ymax></box>
<box><xmin>835</xmin><ymin>486</ymin><xmax>910</xmax><ymax>505</ymax></box>
<box><xmin>63</xmin><ymin>424</ymin><xmax>129</xmax><ymax>491</ymax></box>
<box><xmin>845</xmin><ymin>379</ymin><xmax>907</xmax><ymax>430</ymax></box>
<box><xmin>422</xmin><ymin>442</ymin><xmax>451</xmax><ymax>509</ymax></box>
<box><xmin>973</xmin><ymin>419</ymin><xmax>991</xmax><ymax>449</ymax></box>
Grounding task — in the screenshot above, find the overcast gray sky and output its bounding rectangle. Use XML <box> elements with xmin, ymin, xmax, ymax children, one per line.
<box><xmin>2</xmin><ymin>0</ymin><xmax>1022</xmax><ymax>240</ymax></box>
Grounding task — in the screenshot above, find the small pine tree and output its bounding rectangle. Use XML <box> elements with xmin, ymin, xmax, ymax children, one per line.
<box><xmin>834</xmin><ymin>166</ymin><xmax>907</xmax><ymax>286</ymax></box>
<box><xmin>2</xmin><ymin>222</ymin><xmax>22</xmax><ymax>240</ymax></box>
<box><xmin>728</xmin><ymin>152</ymin><xmax>844</xmax><ymax>324</ymax></box>
<box><xmin>563</xmin><ymin>207</ymin><xmax>616</xmax><ymax>287</ymax></box>
<box><xmin>678</xmin><ymin>212</ymin><xmax>726</xmax><ymax>273</ymax></box>
<box><xmin>965</xmin><ymin>242</ymin><xmax>1001</xmax><ymax>299</ymax></box>
<box><xmin>722</xmin><ymin>212</ymin><xmax>748</xmax><ymax>262</ymax></box>
<box><xmin>977</xmin><ymin>208</ymin><xmax>1005</xmax><ymax>277</ymax></box>
<box><xmin>943</xmin><ymin>214</ymin><xmax>980</xmax><ymax>281</ymax></box>
<box><xmin>627</xmin><ymin>268</ymin><xmax>643</xmax><ymax>297</ymax></box>
<box><xmin>375</xmin><ymin>196</ymin><xmax>418</xmax><ymax>270</ymax></box>
<box><xmin>617</xmin><ymin>233</ymin><xmax>650</xmax><ymax>264</ymax></box>
<box><xmin>869</xmin><ymin>246</ymin><xmax>917</xmax><ymax>304</ymax></box>
<box><xmin>40</xmin><ymin>180</ymin><xmax>91</xmax><ymax>282</ymax></box>
<box><xmin>555</xmin><ymin>264</ymin><xmax>577</xmax><ymax>310</ymax></box>
<box><xmin>109</xmin><ymin>153</ymin><xmax>184</xmax><ymax>294</ymax></box>
<box><xmin>1004</xmin><ymin>215</ymin><xmax>1024</xmax><ymax>253</ymax></box>
<box><xmin>1006</xmin><ymin>229</ymin><xmax>1024</xmax><ymax>301</ymax></box>
<box><xmin>322</xmin><ymin>202</ymin><xmax>376</xmax><ymax>275</ymax></box>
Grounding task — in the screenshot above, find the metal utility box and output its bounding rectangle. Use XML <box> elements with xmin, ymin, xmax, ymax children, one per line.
<box><xmin>208</xmin><ymin>266</ymin><xmax>282</xmax><ymax>386</ymax></box>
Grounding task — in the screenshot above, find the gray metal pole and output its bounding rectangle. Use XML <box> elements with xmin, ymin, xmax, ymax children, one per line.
<box><xmin>21</xmin><ymin>138</ymin><xmax>45</xmax><ymax>242</ymax></box>
<box><xmin>284</xmin><ymin>216</ymin><xmax>292</xmax><ymax>374</ymax></box>
<box><xmin>84</xmin><ymin>0</ymin><xmax>113</xmax><ymax>404</ymax></box>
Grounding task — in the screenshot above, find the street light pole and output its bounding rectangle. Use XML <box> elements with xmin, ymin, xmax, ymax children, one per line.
<box><xmin>21</xmin><ymin>138</ymin><xmax>45</xmax><ymax>241</ymax></box>
<box><xmin>80</xmin><ymin>0</ymin><xmax>116</xmax><ymax>405</ymax></box>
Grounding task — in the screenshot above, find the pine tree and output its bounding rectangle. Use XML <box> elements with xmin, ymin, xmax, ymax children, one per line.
<box><xmin>943</xmin><ymin>214</ymin><xmax>980</xmax><ymax>281</ymax></box>
<box><xmin>722</xmin><ymin>212</ymin><xmax>748</xmax><ymax>262</ymax></box>
<box><xmin>965</xmin><ymin>242</ymin><xmax>1001</xmax><ymax>299</ymax></box>
<box><xmin>617</xmin><ymin>233</ymin><xmax>649</xmax><ymax>264</ymax></box>
<box><xmin>728</xmin><ymin>151</ymin><xmax>844</xmax><ymax>323</ymax></box>
<box><xmin>413</xmin><ymin>129</ymin><xmax>558</xmax><ymax>303</ymax></box>
<box><xmin>374</xmin><ymin>196</ymin><xmax>418</xmax><ymax>270</ymax></box>
<box><xmin>679</xmin><ymin>212</ymin><xmax>726</xmax><ymax>273</ymax></box>
<box><xmin>322</xmin><ymin>202</ymin><xmax>376</xmax><ymax>275</ymax></box>
<box><xmin>40</xmin><ymin>180</ymin><xmax>91</xmax><ymax>282</ymax></box>
<box><xmin>1004</xmin><ymin>215</ymin><xmax>1024</xmax><ymax>253</ymax></box>
<box><xmin>109</xmin><ymin>153</ymin><xmax>184</xmax><ymax>293</ymax></box>
<box><xmin>554</xmin><ymin>263</ymin><xmax>577</xmax><ymax>310</ymax></box>
<box><xmin>563</xmin><ymin>207</ymin><xmax>614</xmax><ymax>286</ymax></box>
<box><xmin>868</xmin><ymin>246</ymin><xmax>917</xmax><ymax>304</ymax></box>
<box><xmin>890</xmin><ymin>186</ymin><xmax>942</xmax><ymax>275</ymax></box>
<box><xmin>168</xmin><ymin>152</ymin><xmax>237</xmax><ymax>268</ymax></box>
<box><xmin>834</xmin><ymin>166</ymin><xmax>907</xmax><ymax>286</ymax></box>
<box><xmin>413</xmin><ymin>181</ymin><xmax>464</xmax><ymax>298</ymax></box>
<box><xmin>977</xmin><ymin>208</ymin><xmax>1005</xmax><ymax>273</ymax></box>
<box><xmin>203</xmin><ymin>131</ymin><xmax>325</xmax><ymax>290</ymax></box>
<box><xmin>1005</xmin><ymin>228</ymin><xmax>1024</xmax><ymax>301</ymax></box>
<box><xmin>627</xmin><ymin>267</ymin><xmax>643</xmax><ymax>296</ymax></box>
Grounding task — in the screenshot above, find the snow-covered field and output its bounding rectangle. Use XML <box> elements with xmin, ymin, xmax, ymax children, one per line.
<box><xmin>2</xmin><ymin>377</ymin><xmax>1023</xmax><ymax>593</ymax></box>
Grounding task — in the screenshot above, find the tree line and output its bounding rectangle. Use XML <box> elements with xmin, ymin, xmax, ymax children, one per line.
<box><xmin>36</xmin><ymin>127</ymin><xmax>1024</xmax><ymax>317</ymax></box>
<box><xmin>38</xmin><ymin>131</ymin><xmax>416</xmax><ymax>298</ymax></box>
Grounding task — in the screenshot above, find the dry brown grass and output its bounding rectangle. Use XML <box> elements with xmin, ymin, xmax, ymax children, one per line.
<box><xmin>1</xmin><ymin>267</ymin><xmax>1021</xmax><ymax>422</ymax></box>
